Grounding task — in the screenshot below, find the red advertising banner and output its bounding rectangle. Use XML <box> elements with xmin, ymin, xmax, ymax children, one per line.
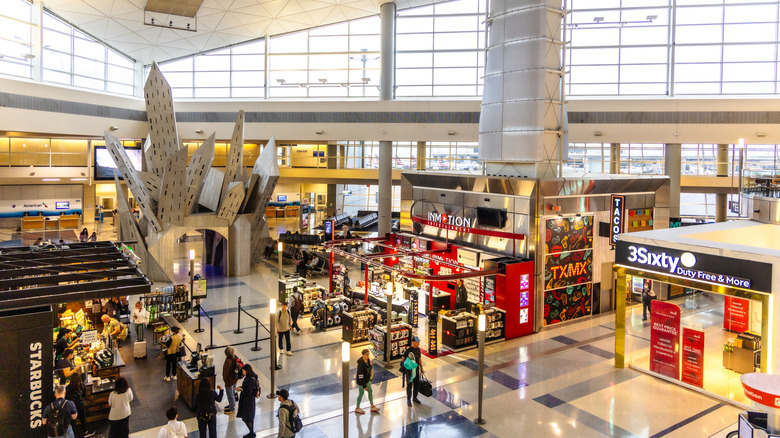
<box><xmin>724</xmin><ymin>296</ymin><xmax>750</xmax><ymax>333</ymax></box>
<box><xmin>649</xmin><ymin>300</ymin><xmax>681</xmax><ymax>380</ymax></box>
<box><xmin>681</xmin><ymin>327</ymin><xmax>705</xmax><ymax>388</ymax></box>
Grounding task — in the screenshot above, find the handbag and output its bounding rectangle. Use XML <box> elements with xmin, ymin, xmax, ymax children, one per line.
<box><xmin>418</xmin><ymin>373</ymin><xmax>433</xmax><ymax>397</ymax></box>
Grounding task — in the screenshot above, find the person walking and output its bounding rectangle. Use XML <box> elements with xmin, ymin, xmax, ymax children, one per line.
<box><xmin>107</xmin><ymin>377</ymin><xmax>133</xmax><ymax>438</ymax></box>
<box><xmin>222</xmin><ymin>346</ymin><xmax>239</xmax><ymax>414</ymax></box>
<box><xmin>164</xmin><ymin>326</ymin><xmax>183</xmax><ymax>381</ymax></box>
<box><xmin>42</xmin><ymin>385</ymin><xmax>78</xmax><ymax>438</ymax></box>
<box><xmin>354</xmin><ymin>349</ymin><xmax>379</xmax><ymax>415</ymax></box>
<box><xmin>88</xmin><ymin>232</ymin><xmax>97</xmax><ymax>242</ymax></box>
<box><xmin>79</xmin><ymin>228</ymin><xmax>88</xmax><ymax>242</ymax></box>
<box><xmin>132</xmin><ymin>301</ymin><xmax>148</xmax><ymax>342</ymax></box>
<box><xmin>65</xmin><ymin>373</ymin><xmax>95</xmax><ymax>438</ymax></box>
<box><xmin>237</xmin><ymin>363</ymin><xmax>260</xmax><ymax>438</ymax></box>
<box><xmin>641</xmin><ymin>281</ymin><xmax>656</xmax><ymax>321</ymax></box>
<box><xmin>194</xmin><ymin>379</ymin><xmax>224</xmax><ymax>438</ymax></box>
<box><xmin>276</xmin><ymin>302</ymin><xmax>292</xmax><ymax>369</ymax></box>
<box><xmin>275</xmin><ymin>389</ymin><xmax>300</xmax><ymax>438</ymax></box>
<box><xmin>157</xmin><ymin>406</ymin><xmax>187</xmax><ymax>438</ymax></box>
<box><xmin>290</xmin><ymin>287</ymin><xmax>303</xmax><ymax>334</ymax></box>
<box><xmin>401</xmin><ymin>336</ymin><xmax>423</xmax><ymax>407</ymax></box>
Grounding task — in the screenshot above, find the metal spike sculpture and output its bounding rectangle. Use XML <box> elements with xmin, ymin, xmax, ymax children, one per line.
<box><xmin>106</xmin><ymin>62</ymin><xmax>279</xmax><ymax>281</ymax></box>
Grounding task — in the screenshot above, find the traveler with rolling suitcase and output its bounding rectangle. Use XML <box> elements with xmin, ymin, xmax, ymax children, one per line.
<box><xmin>132</xmin><ymin>301</ymin><xmax>148</xmax><ymax>342</ymax></box>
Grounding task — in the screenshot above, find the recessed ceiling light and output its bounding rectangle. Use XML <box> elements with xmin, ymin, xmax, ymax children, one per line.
<box><xmin>42</xmin><ymin>178</ymin><xmax>60</xmax><ymax>182</ymax></box>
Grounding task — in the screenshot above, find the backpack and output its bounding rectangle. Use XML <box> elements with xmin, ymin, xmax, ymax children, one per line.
<box><xmin>233</xmin><ymin>357</ymin><xmax>244</xmax><ymax>380</ymax></box>
<box><xmin>281</xmin><ymin>403</ymin><xmax>303</xmax><ymax>433</ymax></box>
<box><xmin>164</xmin><ymin>424</ymin><xmax>187</xmax><ymax>438</ymax></box>
<box><xmin>45</xmin><ymin>401</ymin><xmax>68</xmax><ymax>437</ymax></box>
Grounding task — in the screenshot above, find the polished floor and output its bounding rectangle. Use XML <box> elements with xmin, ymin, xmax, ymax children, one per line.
<box><xmin>28</xmin><ymin>219</ymin><xmax>745</xmax><ymax>437</ymax></box>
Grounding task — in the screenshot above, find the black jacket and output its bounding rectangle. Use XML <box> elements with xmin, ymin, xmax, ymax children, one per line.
<box><xmin>355</xmin><ymin>358</ymin><xmax>372</xmax><ymax>387</ymax></box>
<box><xmin>194</xmin><ymin>388</ymin><xmax>224</xmax><ymax>416</ymax></box>
<box><xmin>238</xmin><ymin>374</ymin><xmax>259</xmax><ymax>422</ymax></box>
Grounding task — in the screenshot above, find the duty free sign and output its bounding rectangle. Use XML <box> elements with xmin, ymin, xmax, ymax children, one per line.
<box><xmin>615</xmin><ymin>241</ymin><xmax>772</xmax><ymax>294</ymax></box>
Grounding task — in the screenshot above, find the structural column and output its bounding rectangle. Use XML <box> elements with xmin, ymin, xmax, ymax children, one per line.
<box><xmin>377</xmin><ymin>2</ymin><xmax>396</xmax><ymax>237</ymax></box>
<box><xmin>609</xmin><ymin>143</ymin><xmax>620</xmax><ymax>174</ymax></box>
<box><xmin>326</xmin><ymin>143</ymin><xmax>338</xmax><ymax>217</ymax></box>
<box><xmin>715</xmin><ymin>144</ymin><xmax>729</xmax><ymax>222</ymax></box>
<box><xmin>664</xmin><ymin>143</ymin><xmax>681</xmax><ymax>220</ymax></box>
<box><xmin>416</xmin><ymin>141</ymin><xmax>426</xmax><ymax>170</ymax></box>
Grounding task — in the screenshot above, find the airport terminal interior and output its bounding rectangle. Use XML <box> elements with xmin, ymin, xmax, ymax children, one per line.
<box><xmin>4</xmin><ymin>0</ymin><xmax>780</xmax><ymax>437</ymax></box>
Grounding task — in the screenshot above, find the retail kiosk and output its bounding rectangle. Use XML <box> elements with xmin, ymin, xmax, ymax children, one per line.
<box><xmin>0</xmin><ymin>241</ymin><xmax>151</xmax><ymax>435</ymax></box>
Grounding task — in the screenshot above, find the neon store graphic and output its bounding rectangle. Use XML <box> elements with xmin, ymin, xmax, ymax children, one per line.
<box><xmin>544</xmin><ymin>216</ymin><xmax>594</xmax><ymax>325</ymax></box>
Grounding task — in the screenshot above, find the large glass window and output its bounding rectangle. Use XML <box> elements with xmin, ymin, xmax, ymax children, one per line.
<box><xmin>567</xmin><ymin>1</ymin><xmax>780</xmax><ymax>96</ymax></box>
<box><xmin>0</xmin><ymin>0</ymin><xmax>34</xmax><ymax>79</ymax></box>
<box><xmin>396</xmin><ymin>0</ymin><xmax>486</xmax><ymax>97</ymax></box>
<box><xmin>42</xmin><ymin>10</ymin><xmax>135</xmax><ymax>95</ymax></box>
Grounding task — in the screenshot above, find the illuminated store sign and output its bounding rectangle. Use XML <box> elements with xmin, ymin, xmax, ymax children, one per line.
<box><xmin>616</xmin><ymin>242</ymin><xmax>772</xmax><ymax>293</ymax></box>
<box><xmin>610</xmin><ymin>195</ymin><xmax>625</xmax><ymax>246</ymax></box>
<box><xmin>427</xmin><ymin>212</ymin><xmax>473</xmax><ymax>228</ymax></box>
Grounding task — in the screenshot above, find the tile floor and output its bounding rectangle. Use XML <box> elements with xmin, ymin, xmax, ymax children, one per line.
<box><xmin>27</xmin><ymin>219</ymin><xmax>746</xmax><ymax>438</ymax></box>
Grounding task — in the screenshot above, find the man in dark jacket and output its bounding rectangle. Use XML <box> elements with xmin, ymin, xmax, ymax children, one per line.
<box><xmin>290</xmin><ymin>287</ymin><xmax>303</xmax><ymax>334</ymax></box>
<box><xmin>401</xmin><ymin>336</ymin><xmax>424</xmax><ymax>407</ymax></box>
<box><xmin>455</xmin><ymin>279</ymin><xmax>468</xmax><ymax>310</ymax></box>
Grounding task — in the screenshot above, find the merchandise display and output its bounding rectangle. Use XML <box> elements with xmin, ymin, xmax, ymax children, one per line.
<box><xmin>369</xmin><ymin>323</ymin><xmax>413</xmax><ymax>362</ymax></box>
<box><xmin>143</xmin><ymin>285</ymin><xmax>189</xmax><ymax>322</ymax></box>
<box><xmin>441</xmin><ymin>312</ymin><xmax>477</xmax><ymax>351</ymax></box>
<box><xmin>341</xmin><ymin>309</ymin><xmax>379</xmax><ymax>343</ymax></box>
<box><xmin>332</xmin><ymin>263</ymin><xmax>350</xmax><ymax>296</ymax></box>
<box><xmin>278</xmin><ymin>275</ymin><xmax>306</xmax><ymax>304</ymax></box>
<box><xmin>309</xmin><ymin>296</ymin><xmax>352</xmax><ymax>330</ymax></box>
<box><xmin>484</xmin><ymin>307</ymin><xmax>506</xmax><ymax>342</ymax></box>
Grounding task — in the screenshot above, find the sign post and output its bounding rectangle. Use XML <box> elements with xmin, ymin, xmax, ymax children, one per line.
<box><xmin>610</xmin><ymin>195</ymin><xmax>625</xmax><ymax>247</ymax></box>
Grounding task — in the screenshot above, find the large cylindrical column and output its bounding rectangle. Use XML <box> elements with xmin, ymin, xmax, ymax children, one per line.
<box><xmin>609</xmin><ymin>143</ymin><xmax>620</xmax><ymax>174</ymax></box>
<box><xmin>377</xmin><ymin>2</ymin><xmax>396</xmax><ymax>237</ymax></box>
<box><xmin>664</xmin><ymin>143</ymin><xmax>681</xmax><ymax>220</ymax></box>
<box><xmin>716</xmin><ymin>144</ymin><xmax>729</xmax><ymax>222</ymax></box>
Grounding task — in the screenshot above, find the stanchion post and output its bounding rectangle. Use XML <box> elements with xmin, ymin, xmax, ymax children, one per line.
<box><xmin>278</xmin><ymin>241</ymin><xmax>283</xmax><ymax>279</ymax></box>
<box><xmin>207</xmin><ymin>317</ymin><xmax>214</xmax><ymax>349</ymax></box>
<box><xmin>189</xmin><ymin>249</ymin><xmax>196</xmax><ymax>318</ymax></box>
<box><xmin>474</xmin><ymin>313</ymin><xmax>486</xmax><ymax>425</ymax></box>
<box><xmin>251</xmin><ymin>318</ymin><xmax>261</xmax><ymax>352</ymax></box>
<box><xmin>384</xmin><ymin>282</ymin><xmax>393</xmax><ymax>368</ymax></box>
<box><xmin>342</xmin><ymin>342</ymin><xmax>350</xmax><ymax>438</ymax></box>
<box><xmin>194</xmin><ymin>303</ymin><xmax>204</xmax><ymax>333</ymax></box>
<box><xmin>234</xmin><ymin>296</ymin><xmax>243</xmax><ymax>334</ymax></box>
<box><xmin>268</xmin><ymin>298</ymin><xmax>278</xmax><ymax>398</ymax></box>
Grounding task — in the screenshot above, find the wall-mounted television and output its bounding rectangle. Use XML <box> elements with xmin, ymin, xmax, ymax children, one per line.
<box><xmin>55</xmin><ymin>201</ymin><xmax>69</xmax><ymax>210</ymax></box>
<box><xmin>94</xmin><ymin>146</ymin><xmax>143</xmax><ymax>180</ymax></box>
<box><xmin>277</xmin><ymin>195</ymin><xmax>287</xmax><ymax>202</ymax></box>
<box><xmin>476</xmin><ymin>207</ymin><xmax>508</xmax><ymax>228</ymax></box>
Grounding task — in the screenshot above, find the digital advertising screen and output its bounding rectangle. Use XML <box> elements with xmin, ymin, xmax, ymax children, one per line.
<box><xmin>94</xmin><ymin>146</ymin><xmax>143</xmax><ymax>180</ymax></box>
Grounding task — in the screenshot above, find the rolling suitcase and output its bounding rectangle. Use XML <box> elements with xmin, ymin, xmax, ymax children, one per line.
<box><xmin>134</xmin><ymin>340</ymin><xmax>147</xmax><ymax>359</ymax></box>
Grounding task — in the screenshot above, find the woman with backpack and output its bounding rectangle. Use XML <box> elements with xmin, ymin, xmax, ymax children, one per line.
<box><xmin>222</xmin><ymin>346</ymin><xmax>239</xmax><ymax>414</ymax></box>
<box><xmin>107</xmin><ymin>377</ymin><xmax>133</xmax><ymax>438</ymax></box>
<box><xmin>354</xmin><ymin>349</ymin><xmax>379</xmax><ymax>414</ymax></box>
<box><xmin>194</xmin><ymin>379</ymin><xmax>224</xmax><ymax>438</ymax></box>
<box><xmin>236</xmin><ymin>363</ymin><xmax>260</xmax><ymax>438</ymax></box>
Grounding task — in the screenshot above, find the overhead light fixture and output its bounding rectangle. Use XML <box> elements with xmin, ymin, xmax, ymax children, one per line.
<box><xmin>594</xmin><ymin>17</ymin><xmax>604</xmax><ymax>22</ymax></box>
<box><xmin>276</xmin><ymin>79</ymin><xmax>286</xmax><ymax>85</ymax></box>
<box><xmin>23</xmin><ymin>54</ymin><xmax>35</xmax><ymax>60</ymax></box>
<box><xmin>646</xmin><ymin>15</ymin><xmax>657</xmax><ymax>21</ymax></box>
<box><xmin>42</xmin><ymin>178</ymin><xmax>60</xmax><ymax>182</ymax></box>
<box><xmin>109</xmin><ymin>126</ymin><xmax>119</xmax><ymax>131</ymax></box>
<box><xmin>447</xmin><ymin>130</ymin><xmax>456</xmax><ymax>135</ymax></box>
<box><xmin>29</xmin><ymin>171</ymin><xmax>35</xmax><ymax>176</ymax></box>
<box><xmin>593</xmin><ymin>131</ymin><xmax>603</xmax><ymax>136</ymax></box>
<box><xmin>361</xmin><ymin>77</ymin><xmax>370</xmax><ymax>83</ymax></box>
<box><xmin>756</xmin><ymin>132</ymin><xmax>767</xmax><ymax>138</ymax></box>
<box><xmin>70</xmin><ymin>178</ymin><xmax>87</xmax><ymax>181</ymax></box>
<box><xmin>318</xmin><ymin>78</ymin><xmax>327</xmax><ymax>83</ymax></box>
<box><xmin>738</xmin><ymin>138</ymin><xmax>745</xmax><ymax>148</ymax></box>
<box><xmin>315</xmin><ymin>130</ymin><xmax>324</xmax><ymax>135</ymax></box>
<box><xmin>194</xmin><ymin>129</ymin><xmax>204</xmax><ymax>134</ymax></box>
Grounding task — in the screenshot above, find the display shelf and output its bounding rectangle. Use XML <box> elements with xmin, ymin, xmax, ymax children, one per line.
<box><xmin>143</xmin><ymin>285</ymin><xmax>189</xmax><ymax>322</ymax></box>
<box><xmin>369</xmin><ymin>323</ymin><xmax>412</xmax><ymax>362</ymax></box>
<box><xmin>341</xmin><ymin>309</ymin><xmax>379</xmax><ymax>344</ymax></box>
<box><xmin>441</xmin><ymin>312</ymin><xmax>477</xmax><ymax>352</ymax></box>
<box><xmin>484</xmin><ymin>307</ymin><xmax>506</xmax><ymax>342</ymax></box>
<box><xmin>310</xmin><ymin>296</ymin><xmax>352</xmax><ymax>330</ymax></box>
<box><xmin>278</xmin><ymin>275</ymin><xmax>306</xmax><ymax>305</ymax></box>
<box><xmin>300</xmin><ymin>283</ymin><xmax>325</xmax><ymax>314</ymax></box>
<box><xmin>332</xmin><ymin>263</ymin><xmax>350</xmax><ymax>296</ymax></box>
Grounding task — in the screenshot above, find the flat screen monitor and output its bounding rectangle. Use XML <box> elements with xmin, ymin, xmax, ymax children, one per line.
<box><xmin>94</xmin><ymin>146</ymin><xmax>143</xmax><ymax>180</ymax></box>
<box><xmin>55</xmin><ymin>201</ymin><xmax>69</xmax><ymax>210</ymax></box>
<box><xmin>278</xmin><ymin>195</ymin><xmax>287</xmax><ymax>202</ymax></box>
<box><xmin>739</xmin><ymin>414</ymin><xmax>754</xmax><ymax>438</ymax></box>
<box><xmin>476</xmin><ymin>207</ymin><xmax>507</xmax><ymax>228</ymax></box>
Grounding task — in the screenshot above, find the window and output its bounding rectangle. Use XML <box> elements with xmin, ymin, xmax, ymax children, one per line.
<box><xmin>0</xmin><ymin>0</ymin><xmax>34</xmax><ymax>79</ymax></box>
<box><xmin>42</xmin><ymin>10</ymin><xmax>135</xmax><ymax>94</ymax></box>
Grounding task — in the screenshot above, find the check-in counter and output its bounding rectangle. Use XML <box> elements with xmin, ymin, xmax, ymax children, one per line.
<box><xmin>22</xmin><ymin>216</ymin><xmax>45</xmax><ymax>230</ymax></box>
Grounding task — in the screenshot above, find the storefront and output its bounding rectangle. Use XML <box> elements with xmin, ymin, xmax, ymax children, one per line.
<box><xmin>0</xmin><ymin>241</ymin><xmax>151</xmax><ymax>435</ymax></box>
<box><xmin>613</xmin><ymin>220</ymin><xmax>779</xmax><ymax>405</ymax></box>
<box><xmin>400</xmin><ymin>172</ymin><xmax>669</xmax><ymax>331</ymax></box>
